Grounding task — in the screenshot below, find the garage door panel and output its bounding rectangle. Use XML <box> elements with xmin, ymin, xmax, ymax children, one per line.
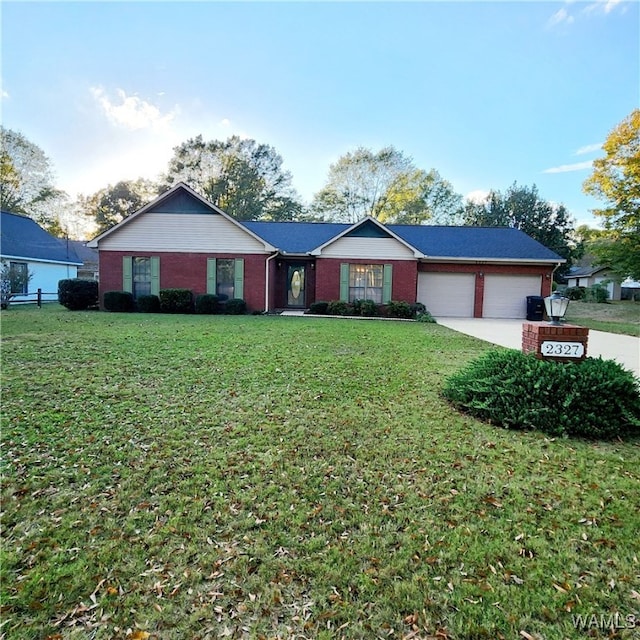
<box><xmin>417</xmin><ymin>273</ymin><xmax>475</xmax><ymax>317</ymax></box>
<box><xmin>483</xmin><ymin>275</ymin><xmax>541</xmax><ymax>318</ymax></box>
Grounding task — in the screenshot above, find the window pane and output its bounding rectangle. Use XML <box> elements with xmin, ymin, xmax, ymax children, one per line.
<box><xmin>349</xmin><ymin>264</ymin><xmax>382</xmax><ymax>303</ymax></box>
<box><xmin>216</xmin><ymin>259</ymin><xmax>235</xmax><ymax>300</ymax></box>
<box><xmin>9</xmin><ymin>262</ymin><xmax>28</xmax><ymax>294</ymax></box>
<box><xmin>132</xmin><ymin>257</ymin><xmax>151</xmax><ymax>299</ymax></box>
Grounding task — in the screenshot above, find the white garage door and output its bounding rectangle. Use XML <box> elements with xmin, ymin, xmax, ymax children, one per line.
<box><xmin>483</xmin><ymin>275</ymin><xmax>541</xmax><ymax>318</ymax></box>
<box><xmin>417</xmin><ymin>273</ymin><xmax>475</xmax><ymax>317</ymax></box>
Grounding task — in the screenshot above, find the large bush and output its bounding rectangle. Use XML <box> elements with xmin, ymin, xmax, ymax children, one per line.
<box><xmin>585</xmin><ymin>283</ymin><xmax>609</xmax><ymax>303</ymax></box>
<box><xmin>326</xmin><ymin>300</ymin><xmax>352</xmax><ymax>316</ymax></box>
<box><xmin>308</xmin><ymin>301</ymin><xmax>329</xmax><ymax>315</ymax></box>
<box><xmin>58</xmin><ymin>279</ymin><xmax>98</xmax><ymax>311</ymax></box>
<box><xmin>159</xmin><ymin>289</ymin><xmax>193</xmax><ymax>314</ymax></box>
<box><xmin>195</xmin><ymin>294</ymin><xmax>220</xmax><ymax>315</ymax></box>
<box><xmin>137</xmin><ymin>294</ymin><xmax>160</xmax><ymax>313</ymax></box>
<box><xmin>385</xmin><ymin>300</ymin><xmax>413</xmax><ymax>319</ymax></box>
<box><xmin>103</xmin><ymin>290</ymin><xmax>135</xmax><ymax>312</ymax></box>
<box><xmin>224</xmin><ymin>298</ymin><xmax>247</xmax><ymax>315</ymax></box>
<box><xmin>442</xmin><ymin>350</ymin><xmax>640</xmax><ymax>439</ymax></box>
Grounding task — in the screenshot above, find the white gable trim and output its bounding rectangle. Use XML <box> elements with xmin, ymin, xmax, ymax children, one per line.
<box><xmin>86</xmin><ymin>182</ymin><xmax>276</xmax><ymax>251</ymax></box>
<box><xmin>309</xmin><ymin>216</ymin><xmax>423</xmax><ymax>258</ymax></box>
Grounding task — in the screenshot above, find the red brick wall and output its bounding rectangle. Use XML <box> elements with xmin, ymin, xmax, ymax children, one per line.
<box><xmin>315</xmin><ymin>258</ymin><xmax>418</xmax><ymax>303</ymax></box>
<box><xmin>98</xmin><ymin>251</ymin><xmax>268</xmax><ymax>312</ymax></box>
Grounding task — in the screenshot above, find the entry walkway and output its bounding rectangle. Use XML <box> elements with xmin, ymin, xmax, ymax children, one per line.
<box><xmin>436</xmin><ymin>317</ymin><xmax>639</xmax><ymax>377</ymax></box>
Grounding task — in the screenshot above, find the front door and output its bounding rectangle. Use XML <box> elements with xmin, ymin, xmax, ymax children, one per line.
<box><xmin>287</xmin><ymin>264</ymin><xmax>306</xmax><ymax>308</ymax></box>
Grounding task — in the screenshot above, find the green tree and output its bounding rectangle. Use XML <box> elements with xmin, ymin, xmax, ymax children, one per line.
<box><xmin>0</xmin><ymin>127</ymin><xmax>66</xmax><ymax>234</ymax></box>
<box><xmin>583</xmin><ymin>109</ymin><xmax>640</xmax><ymax>280</ymax></box>
<box><xmin>162</xmin><ymin>135</ymin><xmax>302</xmax><ymax>221</ymax></box>
<box><xmin>463</xmin><ymin>183</ymin><xmax>579</xmax><ymax>279</ymax></box>
<box><xmin>79</xmin><ymin>179</ymin><xmax>159</xmax><ymax>235</ymax></box>
<box><xmin>0</xmin><ymin>260</ymin><xmax>33</xmax><ymax>309</ymax></box>
<box><xmin>311</xmin><ymin>147</ymin><xmax>462</xmax><ymax>224</ymax></box>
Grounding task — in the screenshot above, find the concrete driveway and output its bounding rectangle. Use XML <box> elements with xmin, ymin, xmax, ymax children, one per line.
<box><xmin>436</xmin><ymin>317</ymin><xmax>640</xmax><ymax>377</ymax></box>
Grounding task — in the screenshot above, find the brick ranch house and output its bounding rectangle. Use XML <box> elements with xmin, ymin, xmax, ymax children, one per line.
<box><xmin>87</xmin><ymin>182</ymin><xmax>564</xmax><ymax>318</ymax></box>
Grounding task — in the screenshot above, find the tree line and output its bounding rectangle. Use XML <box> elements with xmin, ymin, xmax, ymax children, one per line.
<box><xmin>1</xmin><ymin>108</ymin><xmax>638</xmax><ymax>280</ymax></box>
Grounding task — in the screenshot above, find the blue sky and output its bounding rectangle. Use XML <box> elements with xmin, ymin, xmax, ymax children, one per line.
<box><xmin>2</xmin><ymin>0</ymin><xmax>638</xmax><ymax>229</ymax></box>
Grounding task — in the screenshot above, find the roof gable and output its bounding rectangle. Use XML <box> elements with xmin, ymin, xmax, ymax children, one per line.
<box><xmin>310</xmin><ymin>217</ymin><xmax>423</xmax><ymax>257</ymax></box>
<box><xmin>87</xmin><ymin>183</ymin><xmax>276</xmax><ymax>251</ymax></box>
<box><xmin>1</xmin><ymin>211</ymin><xmax>82</xmax><ymax>265</ymax></box>
<box><xmin>150</xmin><ymin>189</ymin><xmax>215</xmax><ymax>214</ymax></box>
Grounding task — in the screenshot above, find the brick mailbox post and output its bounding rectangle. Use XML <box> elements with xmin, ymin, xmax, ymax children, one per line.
<box><xmin>522</xmin><ymin>322</ymin><xmax>589</xmax><ymax>363</ymax></box>
<box><xmin>522</xmin><ymin>292</ymin><xmax>589</xmax><ymax>363</ymax></box>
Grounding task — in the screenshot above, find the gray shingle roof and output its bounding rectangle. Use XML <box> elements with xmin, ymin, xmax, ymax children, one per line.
<box><xmin>244</xmin><ymin>220</ymin><xmax>564</xmax><ymax>262</ymax></box>
<box><xmin>1</xmin><ymin>211</ymin><xmax>82</xmax><ymax>264</ymax></box>
<box><xmin>388</xmin><ymin>225</ymin><xmax>563</xmax><ymax>261</ymax></box>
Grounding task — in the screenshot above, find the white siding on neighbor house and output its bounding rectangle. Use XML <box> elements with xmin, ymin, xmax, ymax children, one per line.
<box><xmin>483</xmin><ymin>274</ymin><xmax>541</xmax><ymax>318</ymax></box>
<box><xmin>12</xmin><ymin>261</ymin><xmax>79</xmax><ymax>302</ymax></box>
<box><xmin>99</xmin><ymin>213</ymin><xmax>268</xmax><ymax>254</ymax></box>
<box><xmin>320</xmin><ymin>236</ymin><xmax>416</xmax><ymax>260</ymax></box>
<box><xmin>417</xmin><ymin>273</ymin><xmax>475</xmax><ymax>317</ymax></box>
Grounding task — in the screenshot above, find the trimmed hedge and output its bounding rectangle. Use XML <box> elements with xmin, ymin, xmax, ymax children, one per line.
<box><xmin>442</xmin><ymin>349</ymin><xmax>640</xmax><ymax>439</ymax></box>
<box><xmin>159</xmin><ymin>289</ymin><xmax>193</xmax><ymax>314</ymax></box>
<box><xmin>308</xmin><ymin>301</ymin><xmax>329</xmax><ymax>315</ymax></box>
<box><xmin>311</xmin><ymin>299</ymin><xmax>432</xmax><ymax>320</ymax></box>
<box><xmin>137</xmin><ymin>294</ymin><xmax>160</xmax><ymax>313</ymax></box>
<box><xmin>58</xmin><ymin>279</ymin><xmax>98</xmax><ymax>311</ymax></box>
<box><xmin>104</xmin><ymin>290</ymin><xmax>135</xmax><ymax>312</ymax></box>
<box><xmin>224</xmin><ymin>298</ymin><xmax>247</xmax><ymax>315</ymax></box>
<box><xmin>195</xmin><ymin>294</ymin><xmax>220</xmax><ymax>315</ymax></box>
<box><xmin>385</xmin><ymin>300</ymin><xmax>413</xmax><ymax>319</ymax></box>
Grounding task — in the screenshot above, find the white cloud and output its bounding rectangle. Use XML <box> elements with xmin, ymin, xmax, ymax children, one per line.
<box><xmin>543</xmin><ymin>160</ymin><xmax>593</xmax><ymax>174</ymax></box>
<box><xmin>547</xmin><ymin>7</ymin><xmax>575</xmax><ymax>27</ymax></box>
<box><xmin>575</xmin><ymin>143</ymin><xmax>602</xmax><ymax>155</ymax></box>
<box><xmin>90</xmin><ymin>86</ymin><xmax>178</xmax><ymax>131</ymax></box>
<box><xmin>220</xmin><ymin>118</ymin><xmax>231</xmax><ymax>127</ymax></box>
<box><xmin>584</xmin><ymin>0</ymin><xmax>626</xmax><ymax>14</ymax></box>
<box><xmin>465</xmin><ymin>189</ymin><xmax>490</xmax><ymax>204</ymax></box>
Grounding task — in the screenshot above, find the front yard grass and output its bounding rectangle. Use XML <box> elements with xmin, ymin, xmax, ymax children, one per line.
<box><xmin>1</xmin><ymin>305</ymin><xmax>639</xmax><ymax>639</ymax></box>
<box><xmin>564</xmin><ymin>300</ymin><xmax>640</xmax><ymax>337</ymax></box>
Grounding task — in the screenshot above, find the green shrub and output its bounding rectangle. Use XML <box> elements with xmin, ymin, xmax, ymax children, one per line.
<box><xmin>565</xmin><ymin>286</ymin><xmax>586</xmax><ymax>301</ymax></box>
<box><xmin>327</xmin><ymin>300</ymin><xmax>352</xmax><ymax>316</ymax></box>
<box><xmin>411</xmin><ymin>302</ymin><xmax>427</xmax><ymax>317</ymax></box>
<box><xmin>417</xmin><ymin>310</ymin><xmax>437</xmax><ymax>323</ymax></box>
<box><xmin>385</xmin><ymin>300</ymin><xmax>413</xmax><ymax>319</ymax></box>
<box><xmin>224</xmin><ymin>298</ymin><xmax>247</xmax><ymax>315</ymax></box>
<box><xmin>359</xmin><ymin>299</ymin><xmax>378</xmax><ymax>317</ymax></box>
<box><xmin>308</xmin><ymin>301</ymin><xmax>329</xmax><ymax>315</ymax></box>
<box><xmin>195</xmin><ymin>294</ymin><xmax>219</xmax><ymax>315</ymax></box>
<box><xmin>103</xmin><ymin>290</ymin><xmax>135</xmax><ymax>312</ymax></box>
<box><xmin>58</xmin><ymin>279</ymin><xmax>98</xmax><ymax>311</ymax></box>
<box><xmin>585</xmin><ymin>283</ymin><xmax>609</xmax><ymax>303</ymax></box>
<box><xmin>442</xmin><ymin>350</ymin><xmax>640</xmax><ymax>439</ymax></box>
<box><xmin>159</xmin><ymin>289</ymin><xmax>193</xmax><ymax>314</ymax></box>
<box><xmin>137</xmin><ymin>294</ymin><xmax>160</xmax><ymax>313</ymax></box>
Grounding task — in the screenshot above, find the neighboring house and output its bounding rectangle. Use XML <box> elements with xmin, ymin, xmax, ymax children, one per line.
<box><xmin>87</xmin><ymin>183</ymin><xmax>564</xmax><ymax>318</ymax></box>
<box><xmin>1</xmin><ymin>211</ymin><xmax>82</xmax><ymax>303</ymax></box>
<box><xmin>69</xmin><ymin>240</ymin><xmax>99</xmax><ymax>280</ymax></box>
<box><xmin>565</xmin><ymin>265</ymin><xmax>622</xmax><ymax>301</ymax></box>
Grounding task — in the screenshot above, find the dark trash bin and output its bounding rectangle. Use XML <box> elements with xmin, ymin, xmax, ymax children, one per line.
<box><xmin>526</xmin><ymin>295</ymin><xmax>545</xmax><ymax>321</ymax></box>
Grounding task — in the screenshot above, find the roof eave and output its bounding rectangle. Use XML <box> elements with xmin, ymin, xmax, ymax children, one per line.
<box><xmin>0</xmin><ymin>253</ymin><xmax>83</xmax><ymax>266</ymax></box>
<box><xmin>420</xmin><ymin>256</ymin><xmax>566</xmax><ymax>264</ymax></box>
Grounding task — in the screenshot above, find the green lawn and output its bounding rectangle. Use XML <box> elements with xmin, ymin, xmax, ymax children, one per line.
<box><xmin>564</xmin><ymin>300</ymin><xmax>640</xmax><ymax>337</ymax></box>
<box><xmin>1</xmin><ymin>305</ymin><xmax>639</xmax><ymax>640</ymax></box>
